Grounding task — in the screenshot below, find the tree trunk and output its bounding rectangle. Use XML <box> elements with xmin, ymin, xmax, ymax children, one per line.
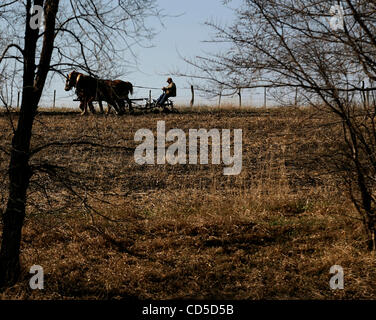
<box><xmin>0</xmin><ymin>111</ymin><xmax>34</xmax><ymax>287</ymax></box>
<box><xmin>0</xmin><ymin>50</ymin><xmax>38</xmax><ymax>286</ymax></box>
<box><xmin>0</xmin><ymin>0</ymin><xmax>59</xmax><ymax>288</ymax></box>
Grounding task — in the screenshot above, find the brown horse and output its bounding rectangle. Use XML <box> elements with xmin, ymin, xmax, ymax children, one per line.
<box><xmin>64</xmin><ymin>71</ymin><xmax>133</xmax><ymax>115</ymax></box>
<box><xmin>105</xmin><ymin>79</ymin><xmax>134</xmax><ymax>115</ymax></box>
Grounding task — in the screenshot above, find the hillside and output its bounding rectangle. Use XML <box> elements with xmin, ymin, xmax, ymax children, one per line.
<box><xmin>0</xmin><ymin>107</ymin><xmax>374</xmax><ymax>299</ymax></box>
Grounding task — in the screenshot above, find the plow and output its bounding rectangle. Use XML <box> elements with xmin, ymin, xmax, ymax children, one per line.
<box><xmin>74</xmin><ymin>96</ymin><xmax>178</xmax><ymax>114</ymax></box>
<box><xmin>130</xmin><ymin>97</ymin><xmax>177</xmax><ymax>112</ymax></box>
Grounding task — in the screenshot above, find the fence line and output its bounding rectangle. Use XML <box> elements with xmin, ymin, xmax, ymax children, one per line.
<box><xmin>45</xmin><ymin>86</ymin><xmax>269</xmax><ymax>108</ymax></box>
<box><xmin>4</xmin><ymin>85</ymin><xmax>281</xmax><ymax>109</ymax></box>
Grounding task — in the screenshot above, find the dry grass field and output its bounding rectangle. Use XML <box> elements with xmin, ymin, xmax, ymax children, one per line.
<box><xmin>0</xmin><ymin>106</ymin><xmax>375</xmax><ymax>300</ymax></box>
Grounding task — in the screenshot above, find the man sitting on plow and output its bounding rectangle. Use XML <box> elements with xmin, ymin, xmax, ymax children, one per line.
<box><xmin>156</xmin><ymin>77</ymin><xmax>176</xmax><ymax>110</ymax></box>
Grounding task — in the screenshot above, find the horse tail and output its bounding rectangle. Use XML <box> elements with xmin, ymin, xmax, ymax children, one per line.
<box><xmin>128</xmin><ymin>82</ymin><xmax>133</xmax><ymax>95</ymax></box>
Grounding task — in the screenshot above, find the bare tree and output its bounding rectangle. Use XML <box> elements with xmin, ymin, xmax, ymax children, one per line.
<box><xmin>184</xmin><ymin>0</ymin><xmax>376</xmax><ymax>249</ymax></box>
<box><xmin>0</xmin><ymin>0</ymin><xmax>161</xmax><ymax>287</ymax></box>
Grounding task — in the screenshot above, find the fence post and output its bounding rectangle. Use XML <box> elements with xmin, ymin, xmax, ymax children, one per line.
<box><xmin>264</xmin><ymin>87</ymin><xmax>267</xmax><ymax>108</ymax></box>
<box><xmin>238</xmin><ymin>88</ymin><xmax>242</xmax><ymax>108</ymax></box>
<box><xmin>190</xmin><ymin>85</ymin><xmax>194</xmax><ymax>107</ymax></box>
<box><xmin>370</xmin><ymin>80</ymin><xmax>375</xmax><ymax>107</ymax></box>
<box><xmin>295</xmin><ymin>87</ymin><xmax>298</xmax><ymax>107</ymax></box>
<box><xmin>218</xmin><ymin>90</ymin><xmax>222</xmax><ymax>107</ymax></box>
<box><xmin>17</xmin><ymin>91</ymin><xmax>20</xmax><ymax>109</ymax></box>
<box><xmin>362</xmin><ymin>80</ymin><xmax>367</xmax><ymax>106</ymax></box>
<box><xmin>149</xmin><ymin>90</ymin><xmax>152</xmax><ymax>105</ymax></box>
<box><xmin>53</xmin><ymin>90</ymin><xmax>56</xmax><ymax>109</ymax></box>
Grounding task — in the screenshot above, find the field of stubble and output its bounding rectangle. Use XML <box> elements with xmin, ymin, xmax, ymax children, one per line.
<box><xmin>0</xmin><ymin>106</ymin><xmax>375</xmax><ymax>300</ymax></box>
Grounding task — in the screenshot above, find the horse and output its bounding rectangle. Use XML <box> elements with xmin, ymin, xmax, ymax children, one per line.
<box><xmin>75</xmin><ymin>92</ymin><xmax>106</xmax><ymax>114</ymax></box>
<box><xmin>64</xmin><ymin>71</ymin><xmax>133</xmax><ymax>115</ymax></box>
<box><xmin>105</xmin><ymin>79</ymin><xmax>134</xmax><ymax>115</ymax></box>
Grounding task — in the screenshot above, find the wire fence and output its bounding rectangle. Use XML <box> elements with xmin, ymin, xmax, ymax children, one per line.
<box><xmin>5</xmin><ymin>85</ymin><xmax>287</xmax><ymax>109</ymax></box>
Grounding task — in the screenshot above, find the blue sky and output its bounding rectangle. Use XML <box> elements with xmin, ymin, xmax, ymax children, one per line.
<box><xmin>129</xmin><ymin>0</ymin><xmax>242</xmax><ymax>105</ymax></box>
<box><xmin>44</xmin><ymin>0</ymin><xmax>257</xmax><ymax>108</ymax></box>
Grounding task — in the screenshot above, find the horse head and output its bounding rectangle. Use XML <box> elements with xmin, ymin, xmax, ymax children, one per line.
<box><xmin>64</xmin><ymin>71</ymin><xmax>80</xmax><ymax>91</ymax></box>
